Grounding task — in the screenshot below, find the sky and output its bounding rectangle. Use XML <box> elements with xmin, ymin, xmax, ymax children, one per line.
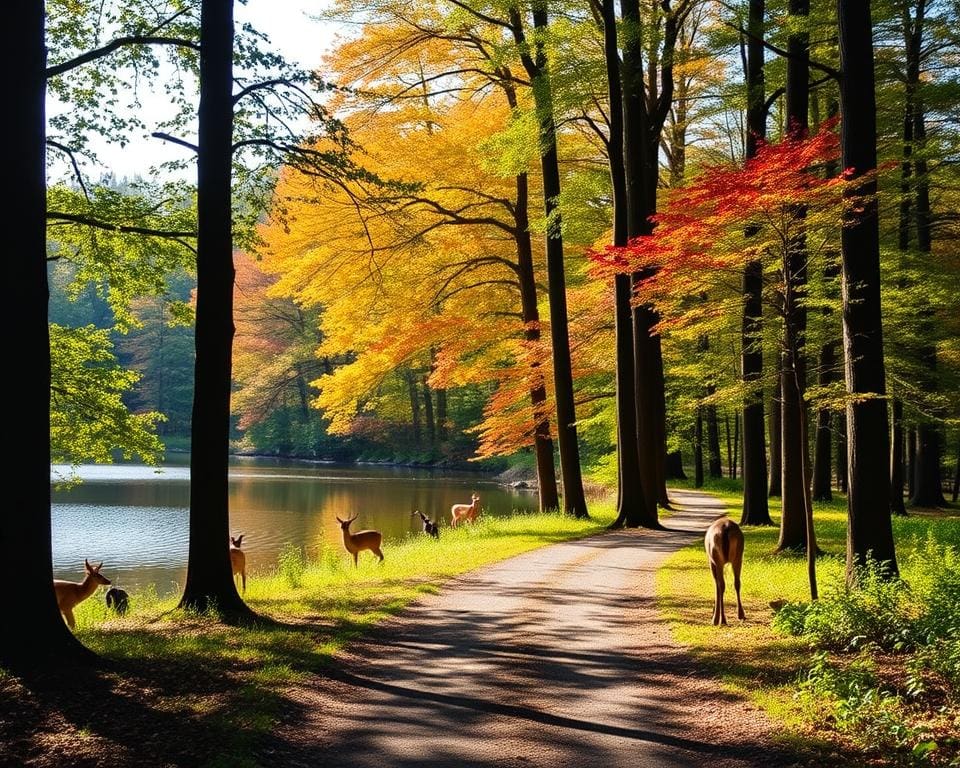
<box><xmin>57</xmin><ymin>1</ymin><xmax>342</xmax><ymax>180</ymax></box>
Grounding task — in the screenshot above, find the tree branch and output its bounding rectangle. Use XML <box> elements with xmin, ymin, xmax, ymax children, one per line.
<box><xmin>47</xmin><ymin>36</ymin><xmax>200</xmax><ymax>78</ymax></box>
<box><xmin>152</xmin><ymin>132</ymin><xmax>199</xmax><ymax>153</ymax></box>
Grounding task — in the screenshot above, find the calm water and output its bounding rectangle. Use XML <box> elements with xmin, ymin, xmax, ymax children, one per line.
<box><xmin>51</xmin><ymin>457</ymin><xmax>535</xmax><ymax>595</ymax></box>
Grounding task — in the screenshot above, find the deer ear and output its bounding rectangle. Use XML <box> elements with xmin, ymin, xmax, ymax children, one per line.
<box><xmin>336</xmin><ymin>517</ymin><xmax>343</xmax><ymax>524</ymax></box>
<box><xmin>236</xmin><ymin>535</ymin><xmax>243</xmax><ymax>546</ymax></box>
<box><xmin>85</xmin><ymin>558</ymin><xmax>92</xmax><ymax>571</ymax></box>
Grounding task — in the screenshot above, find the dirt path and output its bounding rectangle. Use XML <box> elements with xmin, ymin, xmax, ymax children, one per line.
<box><xmin>263</xmin><ymin>490</ymin><xmax>805</xmax><ymax>767</ymax></box>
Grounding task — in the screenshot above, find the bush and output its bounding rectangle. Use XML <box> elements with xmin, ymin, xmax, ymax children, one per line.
<box><xmin>277</xmin><ymin>544</ymin><xmax>306</xmax><ymax>589</ymax></box>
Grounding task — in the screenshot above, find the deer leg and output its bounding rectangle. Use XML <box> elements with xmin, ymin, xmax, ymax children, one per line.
<box><xmin>733</xmin><ymin>560</ymin><xmax>745</xmax><ymax>620</ymax></box>
<box><xmin>710</xmin><ymin>563</ymin><xmax>721</xmax><ymax>625</ymax></box>
<box><xmin>241</xmin><ymin>570</ymin><xmax>247</xmax><ymax>593</ymax></box>
<box><xmin>374</xmin><ymin>547</ymin><xmax>384</xmax><ymax>563</ymax></box>
<box><xmin>353</xmin><ymin>552</ymin><xmax>358</xmax><ymax>568</ymax></box>
<box><xmin>717</xmin><ymin>566</ymin><xmax>728</xmax><ymax>626</ymax></box>
<box><xmin>63</xmin><ymin>608</ymin><xmax>76</xmax><ymax>630</ymax></box>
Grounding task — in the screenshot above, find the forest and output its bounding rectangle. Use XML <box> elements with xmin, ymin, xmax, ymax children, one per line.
<box><xmin>2</xmin><ymin>0</ymin><xmax>959</xmax><ymax>765</ymax></box>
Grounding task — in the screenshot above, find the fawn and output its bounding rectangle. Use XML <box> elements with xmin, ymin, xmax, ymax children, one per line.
<box><xmin>704</xmin><ymin>518</ymin><xmax>745</xmax><ymax>626</ymax></box>
<box><xmin>54</xmin><ymin>559</ymin><xmax>111</xmax><ymax>629</ymax></box>
<box><xmin>450</xmin><ymin>494</ymin><xmax>480</xmax><ymax>528</ymax></box>
<box><xmin>230</xmin><ymin>535</ymin><xmax>247</xmax><ymax>592</ymax></box>
<box><xmin>412</xmin><ymin>510</ymin><xmax>440</xmax><ymax>539</ymax></box>
<box><xmin>337</xmin><ymin>516</ymin><xmax>384</xmax><ymax>566</ymax></box>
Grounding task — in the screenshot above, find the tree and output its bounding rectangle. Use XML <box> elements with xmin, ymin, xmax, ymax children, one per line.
<box><xmin>836</xmin><ymin>0</ymin><xmax>898</xmax><ymax>577</ymax></box>
<box><xmin>2</xmin><ymin>0</ymin><xmax>90</xmax><ymax>669</ymax></box>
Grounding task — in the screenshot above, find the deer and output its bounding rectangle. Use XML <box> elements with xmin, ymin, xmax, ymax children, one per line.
<box><xmin>704</xmin><ymin>517</ymin><xmax>745</xmax><ymax>626</ymax></box>
<box><xmin>450</xmin><ymin>493</ymin><xmax>480</xmax><ymax>528</ymax></box>
<box><xmin>412</xmin><ymin>510</ymin><xmax>440</xmax><ymax>539</ymax></box>
<box><xmin>336</xmin><ymin>516</ymin><xmax>384</xmax><ymax>566</ymax></box>
<box><xmin>53</xmin><ymin>559</ymin><xmax>111</xmax><ymax>630</ymax></box>
<box><xmin>105</xmin><ymin>586</ymin><xmax>130</xmax><ymax>615</ymax></box>
<box><xmin>230</xmin><ymin>535</ymin><xmax>247</xmax><ymax>592</ymax></box>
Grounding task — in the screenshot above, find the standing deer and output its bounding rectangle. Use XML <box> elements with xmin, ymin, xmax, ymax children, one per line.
<box><xmin>450</xmin><ymin>494</ymin><xmax>480</xmax><ymax>528</ymax></box>
<box><xmin>230</xmin><ymin>535</ymin><xmax>247</xmax><ymax>592</ymax></box>
<box><xmin>412</xmin><ymin>510</ymin><xmax>440</xmax><ymax>539</ymax></box>
<box><xmin>337</xmin><ymin>516</ymin><xmax>384</xmax><ymax>566</ymax></box>
<box><xmin>704</xmin><ymin>518</ymin><xmax>745</xmax><ymax>625</ymax></box>
<box><xmin>54</xmin><ymin>559</ymin><xmax>111</xmax><ymax>629</ymax></box>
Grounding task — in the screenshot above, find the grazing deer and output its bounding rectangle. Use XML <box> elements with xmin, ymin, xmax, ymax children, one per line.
<box><xmin>105</xmin><ymin>586</ymin><xmax>130</xmax><ymax>615</ymax></box>
<box><xmin>704</xmin><ymin>518</ymin><xmax>745</xmax><ymax>626</ymax></box>
<box><xmin>450</xmin><ymin>494</ymin><xmax>480</xmax><ymax>528</ymax></box>
<box><xmin>230</xmin><ymin>535</ymin><xmax>247</xmax><ymax>592</ymax></box>
<box><xmin>412</xmin><ymin>510</ymin><xmax>440</xmax><ymax>539</ymax></box>
<box><xmin>337</xmin><ymin>516</ymin><xmax>384</xmax><ymax>566</ymax></box>
<box><xmin>53</xmin><ymin>559</ymin><xmax>111</xmax><ymax>629</ymax></box>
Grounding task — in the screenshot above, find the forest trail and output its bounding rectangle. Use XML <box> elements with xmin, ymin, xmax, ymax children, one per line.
<box><xmin>266</xmin><ymin>490</ymin><xmax>804</xmax><ymax>767</ymax></box>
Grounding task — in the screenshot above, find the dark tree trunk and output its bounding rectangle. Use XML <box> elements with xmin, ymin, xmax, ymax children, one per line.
<box><xmin>837</xmin><ymin>0</ymin><xmax>898</xmax><ymax>577</ymax></box>
<box><xmin>694</xmin><ymin>409</ymin><xmax>704</xmax><ymax>488</ymax></box>
<box><xmin>725</xmin><ymin>414</ymin><xmax>733</xmax><ymax>479</ymax></box>
<box><xmin>777</xmin><ymin>0</ymin><xmax>810</xmax><ymax>552</ymax></box>
<box><xmin>812</xmin><ymin>341</ymin><xmax>836</xmax><ymax>501</ymax></box>
<box><xmin>2</xmin><ymin>0</ymin><xmax>91</xmax><ymax>669</ymax></box>
<box><xmin>732</xmin><ymin>414</ymin><xmax>740</xmax><ymax>480</ymax></box>
<box><xmin>706</xmin><ymin>397</ymin><xmax>722</xmax><ymax>479</ymax></box>
<box><xmin>768</xmin><ymin>392</ymin><xmax>782</xmax><ymax>497</ymax></box>
<box><xmin>422</xmin><ymin>377</ymin><xmax>435</xmax><ymax>445</ymax></box>
<box><xmin>513</xmin><ymin>3</ymin><xmax>587</xmax><ymax>517</ymax></box>
<box><xmin>911</xmin><ymin>426</ymin><xmax>945</xmax><ymax>507</ymax></box>
<box><xmin>436</xmin><ymin>387</ymin><xmax>448</xmax><ymax>443</ymax></box>
<box><xmin>890</xmin><ymin>398</ymin><xmax>907</xmax><ymax>515</ymax></box>
<box><xmin>740</xmin><ymin>0</ymin><xmax>770</xmax><ymax>524</ymax></box>
<box><xmin>907</xmin><ymin>425</ymin><xmax>916</xmax><ymax>497</ymax></box>
<box><xmin>514</xmin><ymin>170</ymin><xmax>560</xmax><ymax>512</ymax></box>
<box><xmin>665</xmin><ymin>450</ymin><xmax>686</xmax><ymax>480</ymax></box>
<box><xmin>180</xmin><ymin>0</ymin><xmax>251</xmax><ymax>615</ymax></box>
<box><xmin>952</xmin><ymin>440</ymin><xmax>959</xmax><ymax>502</ymax></box>
<box><xmin>406</xmin><ymin>370</ymin><xmax>422</xmax><ymax>446</ymax></box>
<box><xmin>837</xmin><ymin>411</ymin><xmax>848</xmax><ymax>493</ymax></box>
<box><xmin>601</xmin><ymin>0</ymin><xmax>653</xmax><ymax>527</ymax></box>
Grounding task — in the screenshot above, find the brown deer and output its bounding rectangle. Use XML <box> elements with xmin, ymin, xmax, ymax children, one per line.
<box><xmin>230</xmin><ymin>535</ymin><xmax>247</xmax><ymax>592</ymax></box>
<box><xmin>450</xmin><ymin>493</ymin><xmax>480</xmax><ymax>528</ymax></box>
<box><xmin>704</xmin><ymin>518</ymin><xmax>745</xmax><ymax>626</ymax></box>
<box><xmin>54</xmin><ymin>559</ymin><xmax>111</xmax><ymax>629</ymax></box>
<box><xmin>336</xmin><ymin>516</ymin><xmax>384</xmax><ymax>566</ymax></box>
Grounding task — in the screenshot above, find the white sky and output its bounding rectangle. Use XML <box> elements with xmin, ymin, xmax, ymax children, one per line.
<box><xmin>56</xmin><ymin>1</ymin><xmax>343</xmax><ymax>180</ymax></box>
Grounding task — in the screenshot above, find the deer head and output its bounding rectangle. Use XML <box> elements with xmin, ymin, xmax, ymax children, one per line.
<box><xmin>230</xmin><ymin>535</ymin><xmax>244</xmax><ymax>549</ymax></box>
<box><xmin>336</xmin><ymin>515</ymin><xmax>358</xmax><ymax>530</ymax></box>
<box><xmin>84</xmin><ymin>559</ymin><xmax>111</xmax><ymax>586</ymax></box>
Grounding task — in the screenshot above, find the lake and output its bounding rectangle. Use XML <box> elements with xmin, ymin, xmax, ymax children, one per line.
<box><xmin>51</xmin><ymin>457</ymin><xmax>536</xmax><ymax>595</ymax></box>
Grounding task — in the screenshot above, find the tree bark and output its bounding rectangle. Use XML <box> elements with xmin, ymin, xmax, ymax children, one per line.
<box><xmin>694</xmin><ymin>408</ymin><xmax>704</xmax><ymax>488</ymax></box>
<box><xmin>907</xmin><ymin>425</ymin><xmax>916</xmax><ymax>497</ymax></box>
<box><xmin>768</xmin><ymin>391</ymin><xmax>782</xmax><ymax>497</ymax></box>
<box><xmin>890</xmin><ymin>398</ymin><xmax>907</xmax><ymax>515</ymax></box>
<box><xmin>2</xmin><ymin>0</ymin><xmax>92</xmax><ymax>669</ymax></box>
<box><xmin>706</xmin><ymin>397</ymin><xmax>722</xmax><ymax>478</ymax></box>
<box><xmin>911</xmin><ymin>425</ymin><xmax>945</xmax><ymax>507</ymax></box>
<box><xmin>665</xmin><ymin>450</ymin><xmax>686</xmax><ymax>480</ymax></box>
<box><xmin>525</xmin><ymin>2</ymin><xmax>587</xmax><ymax>517</ymax></box>
<box><xmin>837</xmin><ymin>0</ymin><xmax>898</xmax><ymax>577</ymax></box>
<box><xmin>952</xmin><ymin>439</ymin><xmax>959</xmax><ymax>503</ymax></box>
<box><xmin>601</xmin><ymin>0</ymin><xmax>654</xmax><ymax>528</ymax></box>
<box><xmin>837</xmin><ymin>410</ymin><xmax>848</xmax><ymax>493</ymax></box>
<box><xmin>179</xmin><ymin>0</ymin><xmax>251</xmax><ymax>616</ymax></box>
<box><xmin>777</xmin><ymin>0</ymin><xmax>810</xmax><ymax>552</ymax></box>
<box><xmin>514</xmin><ymin>169</ymin><xmax>560</xmax><ymax>512</ymax></box>
<box><xmin>811</xmin><ymin>339</ymin><xmax>836</xmax><ymax>501</ymax></box>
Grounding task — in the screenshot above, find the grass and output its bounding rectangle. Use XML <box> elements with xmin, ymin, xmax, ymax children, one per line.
<box><xmin>657</xmin><ymin>480</ymin><xmax>960</xmax><ymax>766</ymax></box>
<box><xmin>2</xmin><ymin>507</ymin><xmax>613</xmax><ymax>768</ymax></box>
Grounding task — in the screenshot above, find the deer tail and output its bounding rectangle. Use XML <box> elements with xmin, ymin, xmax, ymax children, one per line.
<box><xmin>721</xmin><ymin>521</ymin><xmax>731</xmax><ymax>562</ymax></box>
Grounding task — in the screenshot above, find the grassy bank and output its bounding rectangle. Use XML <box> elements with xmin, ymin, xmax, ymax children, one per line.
<box><xmin>2</xmin><ymin>507</ymin><xmax>613</xmax><ymax>768</ymax></box>
<box><xmin>657</xmin><ymin>481</ymin><xmax>960</xmax><ymax>766</ymax></box>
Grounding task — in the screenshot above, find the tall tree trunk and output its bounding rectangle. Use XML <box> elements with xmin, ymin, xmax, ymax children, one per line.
<box><xmin>179</xmin><ymin>0</ymin><xmax>250</xmax><ymax>615</ymax></box>
<box><xmin>740</xmin><ymin>0</ymin><xmax>772</xmax><ymax>526</ymax></box>
<box><xmin>694</xmin><ymin>408</ymin><xmax>704</xmax><ymax>488</ymax></box>
<box><xmin>890</xmin><ymin>398</ymin><xmax>907</xmax><ymax>515</ymax></box>
<box><xmin>811</xmin><ymin>339</ymin><xmax>836</xmax><ymax>501</ymax></box>
<box><xmin>514</xmin><ymin>169</ymin><xmax>560</xmax><ymax>512</ymax></box>
<box><xmin>422</xmin><ymin>377</ymin><xmax>435</xmax><ymax>446</ymax></box>
<box><xmin>665</xmin><ymin>450</ymin><xmax>686</xmax><ymax>480</ymax></box>
<box><xmin>2</xmin><ymin>0</ymin><xmax>91</xmax><ymax>669</ymax></box>
<box><xmin>406</xmin><ymin>370</ymin><xmax>422</xmax><ymax>446</ymax></box>
<box><xmin>837</xmin><ymin>411</ymin><xmax>848</xmax><ymax>493</ymax></box>
<box><xmin>732</xmin><ymin>414</ymin><xmax>740</xmax><ymax>480</ymax></box>
<box><xmin>952</xmin><ymin>439</ymin><xmax>959</xmax><ymax>503</ymax></box>
<box><xmin>769</xmin><ymin>392</ymin><xmax>782</xmax><ymax>497</ymax></box>
<box><xmin>706</xmin><ymin>398</ymin><xmax>722</xmax><ymax>479</ymax></box>
<box><xmin>837</xmin><ymin>0</ymin><xmax>898</xmax><ymax>577</ymax></box>
<box><xmin>725</xmin><ymin>414</ymin><xmax>733</xmax><ymax>479</ymax></box>
<box><xmin>520</xmin><ymin>1</ymin><xmax>587</xmax><ymax>517</ymax></box>
<box><xmin>601</xmin><ymin>0</ymin><xmax>652</xmax><ymax>527</ymax></box>
<box><xmin>912</xmin><ymin>426</ymin><xmax>945</xmax><ymax>507</ymax></box>
<box><xmin>777</xmin><ymin>0</ymin><xmax>810</xmax><ymax>552</ymax></box>
<box><xmin>907</xmin><ymin>425</ymin><xmax>916</xmax><ymax>497</ymax></box>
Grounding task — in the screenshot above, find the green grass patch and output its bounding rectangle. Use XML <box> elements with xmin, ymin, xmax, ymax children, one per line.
<box><xmin>25</xmin><ymin>507</ymin><xmax>613</xmax><ymax>767</ymax></box>
<box><xmin>657</xmin><ymin>483</ymin><xmax>960</xmax><ymax>766</ymax></box>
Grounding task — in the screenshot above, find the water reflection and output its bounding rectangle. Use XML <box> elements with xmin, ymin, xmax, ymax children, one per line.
<box><xmin>51</xmin><ymin>458</ymin><xmax>534</xmax><ymax>595</ymax></box>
